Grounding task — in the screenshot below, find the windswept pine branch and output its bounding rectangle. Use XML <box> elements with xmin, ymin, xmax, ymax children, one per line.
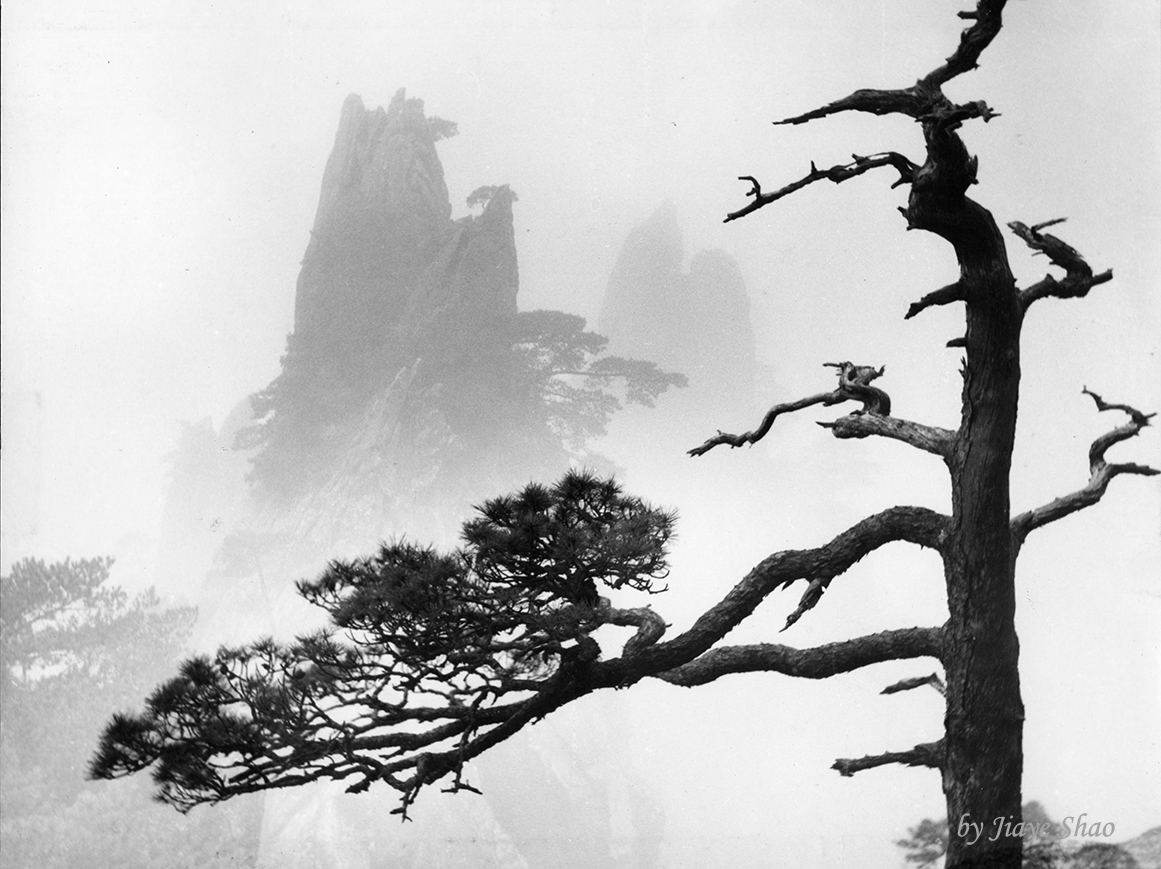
<box><xmin>597</xmin><ymin>506</ymin><xmax>948</xmax><ymax>670</ymax></box>
<box><xmin>90</xmin><ymin>471</ymin><xmax>677</xmax><ymax>814</ymax></box>
<box><xmin>91</xmin><ymin>477</ymin><xmax>949</xmax><ymax>814</ymax></box>
<box><xmin>651</xmin><ymin>628</ymin><xmax>943</xmax><ymax>688</ymax></box>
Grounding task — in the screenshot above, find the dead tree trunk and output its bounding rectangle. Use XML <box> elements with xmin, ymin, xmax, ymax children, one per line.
<box><xmin>925</xmin><ymin>170</ymin><xmax>1025</xmax><ymax>869</ymax></box>
<box><xmin>693</xmin><ymin>3</ymin><xmax>1149</xmax><ymax>867</ymax></box>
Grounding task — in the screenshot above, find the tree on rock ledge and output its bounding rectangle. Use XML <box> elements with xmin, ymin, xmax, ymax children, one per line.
<box><xmin>91</xmin><ymin>4</ymin><xmax>1156</xmax><ymax>869</ymax></box>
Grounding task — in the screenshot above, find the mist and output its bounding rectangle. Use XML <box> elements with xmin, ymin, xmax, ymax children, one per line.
<box><xmin>3</xmin><ymin>2</ymin><xmax>1159</xmax><ymax>868</ymax></box>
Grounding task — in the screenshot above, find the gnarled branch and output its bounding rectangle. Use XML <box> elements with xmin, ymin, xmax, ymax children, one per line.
<box><xmin>818</xmin><ymin>413</ymin><xmax>956</xmax><ymax>462</ymax></box>
<box><xmin>390</xmin><ymin>509</ymin><xmax>951</xmax><ymax>789</ymax></box>
<box><xmin>403</xmin><ymin>506</ymin><xmax>952</xmax><ymax>786</ymax></box>
<box><xmin>597</xmin><ymin>507</ymin><xmax>949</xmax><ymax>689</ymax></box>
<box><xmin>771</xmin><ymin>1</ymin><xmax>1005</xmax><ymax>128</ymax></box>
<box><xmin>688</xmin><ymin>390</ymin><xmax>844</xmax><ymax>456</ymax></box>
<box><xmin>651</xmin><ymin>627</ymin><xmax>943</xmax><ymax>688</ymax></box>
<box><xmin>1083</xmin><ymin>389</ymin><xmax>1155</xmax><ymax>463</ymax></box>
<box><xmin>1011</xmin><ymin>389</ymin><xmax>1158</xmax><ymax>544</ymax></box>
<box><xmin>776</xmin><ymin>87</ymin><xmax>925</xmax><ymax>126</ymax></box>
<box><xmin>1009</xmin><ymin>219</ymin><xmax>1114</xmax><ymax>310</ymax></box>
<box><xmin>689</xmin><ymin>361</ymin><xmax>890</xmax><ymax>457</ymax></box>
<box><xmin>725</xmin><ymin>152</ymin><xmax>917</xmax><ymax>223</ymax></box>
<box><xmin>923</xmin><ymin>0</ymin><xmax>1005</xmax><ymax>89</ymax></box>
<box><xmin>90</xmin><ymin>494</ymin><xmax>950</xmax><ymax>817</ymax></box>
<box><xmin>605</xmin><ymin>605</ymin><xmax>668</xmax><ymax>657</ymax></box>
<box><xmin>832</xmin><ymin>740</ymin><xmax>943</xmax><ymax>777</ymax></box>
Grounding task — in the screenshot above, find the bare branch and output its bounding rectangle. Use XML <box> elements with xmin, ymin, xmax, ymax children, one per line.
<box><xmin>725</xmin><ymin>153</ymin><xmax>917</xmax><ymax>223</ymax></box>
<box><xmin>832</xmin><ymin>740</ymin><xmax>943</xmax><ymax>777</ymax></box>
<box><xmin>776</xmin><ymin>91</ymin><xmax>996</xmax><ymax>132</ymax></box>
<box><xmin>882</xmin><ymin>672</ymin><xmax>946</xmax><ymax>697</ymax></box>
<box><xmin>905</xmin><ymin>281</ymin><xmax>964</xmax><ymax>319</ymax></box>
<box><xmin>689</xmin><ymin>391</ymin><xmax>842</xmax><ymax>456</ymax></box>
<box><xmin>774</xmin><ymin>1</ymin><xmax>1006</xmax><ymax>127</ymax></box>
<box><xmin>776</xmin><ymin>88</ymin><xmax>929</xmax><ymax>127</ymax></box>
<box><xmin>1011</xmin><ymin>389</ymin><xmax>1158</xmax><ymax>543</ymax></box>
<box><xmin>1083</xmin><ymin>387</ymin><xmax>1156</xmax><ymax>439</ymax></box>
<box><xmin>690</xmin><ymin>362</ymin><xmax>890</xmax><ymax>457</ymax></box>
<box><xmin>652</xmin><ymin>628</ymin><xmax>943</xmax><ymax>688</ymax></box>
<box><xmin>819</xmin><ymin>413</ymin><xmax>956</xmax><ymax>461</ymax></box>
<box><xmin>730</xmin><ymin>2</ymin><xmax>1008</xmax><ymax>230</ymax></box>
<box><xmin>922</xmin><ymin>0</ymin><xmax>1006</xmax><ymax>89</ymax></box>
<box><xmin>1009</xmin><ymin>219</ymin><xmax>1114</xmax><ymax>310</ymax></box>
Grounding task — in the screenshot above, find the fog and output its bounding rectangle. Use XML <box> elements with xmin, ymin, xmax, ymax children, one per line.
<box><xmin>3</xmin><ymin>2</ymin><xmax>1159</xmax><ymax>868</ymax></box>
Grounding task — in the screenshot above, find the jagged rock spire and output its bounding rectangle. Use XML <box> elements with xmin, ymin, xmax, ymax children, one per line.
<box><xmin>598</xmin><ymin>202</ymin><xmax>758</xmax><ymax>425</ymax></box>
<box><xmin>293</xmin><ymin>90</ymin><xmax>459</xmax><ymax>355</ymax></box>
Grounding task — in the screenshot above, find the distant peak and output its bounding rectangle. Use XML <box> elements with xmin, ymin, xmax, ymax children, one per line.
<box><xmin>385</xmin><ymin>87</ymin><xmax>430</xmax><ymax>129</ymax></box>
<box><xmin>334</xmin><ymin>93</ymin><xmax>368</xmax><ymax>140</ymax></box>
<box><xmin>341</xmin><ymin>93</ymin><xmax>366</xmax><ymax>114</ymax></box>
<box><xmin>649</xmin><ymin>200</ymin><xmax>679</xmax><ymax>223</ymax></box>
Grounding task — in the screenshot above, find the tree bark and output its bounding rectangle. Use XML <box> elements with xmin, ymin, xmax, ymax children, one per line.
<box><xmin>906</xmin><ymin>108</ymin><xmax>1026</xmax><ymax>869</ymax></box>
<box><xmin>941</xmin><ymin>256</ymin><xmax>1025</xmax><ymax>869</ymax></box>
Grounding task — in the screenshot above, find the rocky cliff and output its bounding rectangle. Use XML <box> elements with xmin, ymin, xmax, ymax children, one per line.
<box><xmin>155</xmin><ymin>90</ymin><xmax>664</xmax><ymax>869</ymax></box>
<box><xmin>292</xmin><ymin>91</ymin><xmax>515</xmax><ymax>401</ymax></box>
<box><xmin>598</xmin><ymin>202</ymin><xmax>758</xmax><ymax>432</ymax></box>
<box><xmin>239</xmin><ymin>91</ymin><xmax>552</xmax><ymax>535</ymax></box>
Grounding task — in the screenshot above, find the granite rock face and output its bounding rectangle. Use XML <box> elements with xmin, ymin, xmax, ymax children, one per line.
<box><xmin>154</xmin><ymin>91</ymin><xmax>663</xmax><ymax>869</ymax></box>
<box><xmin>245</xmin><ymin>90</ymin><xmax>546</xmax><ymax>530</ymax></box>
<box><xmin>294</xmin><ymin>91</ymin><xmax>456</xmax><ymax>370</ymax></box>
<box><xmin>179</xmin><ymin>92</ymin><xmax>558</xmax><ymax>642</ymax></box>
<box><xmin>292</xmin><ymin>91</ymin><xmax>516</xmax><ymax>395</ymax></box>
<box><xmin>598</xmin><ymin>202</ymin><xmax>757</xmax><ymax>430</ymax></box>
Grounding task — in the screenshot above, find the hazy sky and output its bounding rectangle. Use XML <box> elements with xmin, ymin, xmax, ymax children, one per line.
<box><xmin>3</xmin><ymin>2</ymin><xmax>1159</xmax><ymax>867</ymax></box>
